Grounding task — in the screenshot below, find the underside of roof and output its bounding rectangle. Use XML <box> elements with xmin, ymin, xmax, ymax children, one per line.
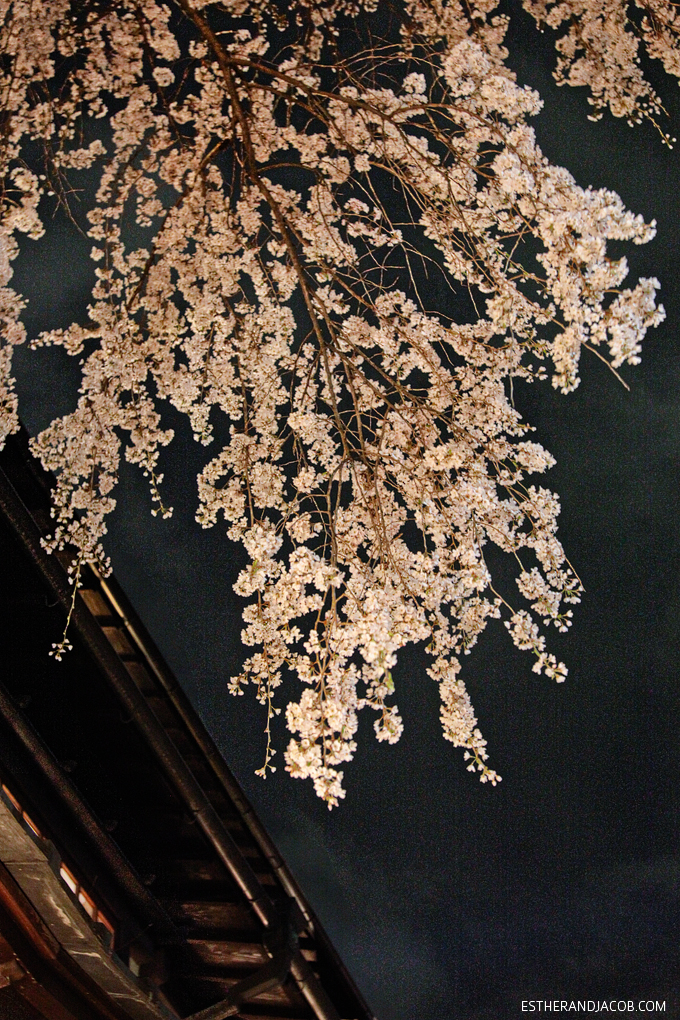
<box><xmin>0</xmin><ymin>428</ymin><xmax>376</xmax><ymax>1020</ymax></box>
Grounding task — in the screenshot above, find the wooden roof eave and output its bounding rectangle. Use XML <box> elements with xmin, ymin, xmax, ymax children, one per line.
<box><xmin>0</xmin><ymin>444</ymin><xmax>370</xmax><ymax>1020</ymax></box>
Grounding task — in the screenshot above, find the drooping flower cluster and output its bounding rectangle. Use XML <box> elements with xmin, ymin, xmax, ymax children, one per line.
<box><xmin>523</xmin><ymin>0</ymin><xmax>680</xmax><ymax>139</ymax></box>
<box><xmin>0</xmin><ymin>0</ymin><xmax>670</xmax><ymax>804</ymax></box>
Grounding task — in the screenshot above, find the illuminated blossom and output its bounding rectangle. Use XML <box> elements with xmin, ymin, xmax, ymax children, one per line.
<box><xmin>0</xmin><ymin>0</ymin><xmax>671</xmax><ymax>805</ymax></box>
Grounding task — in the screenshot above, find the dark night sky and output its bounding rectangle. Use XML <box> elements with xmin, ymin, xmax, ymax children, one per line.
<box><xmin>9</xmin><ymin>7</ymin><xmax>680</xmax><ymax>1017</ymax></box>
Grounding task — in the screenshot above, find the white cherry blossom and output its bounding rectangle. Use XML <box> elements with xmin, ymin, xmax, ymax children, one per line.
<box><xmin>0</xmin><ymin>0</ymin><xmax>672</xmax><ymax>805</ymax></box>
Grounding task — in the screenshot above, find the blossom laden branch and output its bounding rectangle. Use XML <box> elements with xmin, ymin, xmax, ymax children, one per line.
<box><xmin>0</xmin><ymin>0</ymin><xmax>671</xmax><ymax>805</ymax></box>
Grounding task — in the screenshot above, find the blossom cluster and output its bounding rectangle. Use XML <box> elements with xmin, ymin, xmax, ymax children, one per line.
<box><xmin>523</xmin><ymin>0</ymin><xmax>680</xmax><ymax>140</ymax></box>
<box><xmin>0</xmin><ymin>0</ymin><xmax>670</xmax><ymax>804</ymax></box>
